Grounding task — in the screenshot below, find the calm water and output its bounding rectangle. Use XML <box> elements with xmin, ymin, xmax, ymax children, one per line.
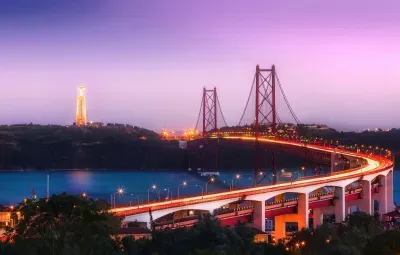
<box><xmin>0</xmin><ymin>169</ymin><xmax>398</xmax><ymax>206</ymax></box>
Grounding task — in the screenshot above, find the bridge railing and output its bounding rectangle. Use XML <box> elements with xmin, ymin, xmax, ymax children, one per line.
<box><xmin>114</xmin><ymin>161</ymin><xmax>389</xmax><ymax>217</ymax></box>
<box><xmin>114</xmin><ymin>137</ymin><xmax>394</xmax><ymax>216</ymax></box>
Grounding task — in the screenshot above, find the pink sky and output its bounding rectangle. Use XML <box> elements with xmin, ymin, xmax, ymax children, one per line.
<box><xmin>0</xmin><ymin>0</ymin><xmax>399</xmax><ymax>131</ymax></box>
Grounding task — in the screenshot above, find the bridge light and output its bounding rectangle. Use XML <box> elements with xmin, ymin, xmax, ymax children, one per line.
<box><xmin>259</xmin><ymin>171</ymin><xmax>263</xmax><ymax>176</ymax></box>
<box><xmin>152</xmin><ymin>184</ymin><xmax>157</xmax><ymax>190</ymax></box>
<box><xmin>210</xmin><ymin>177</ymin><xmax>215</xmax><ymax>182</ymax></box>
<box><xmin>117</xmin><ymin>188</ymin><xmax>124</xmax><ymax>195</ymax></box>
<box><xmin>235</xmin><ymin>174</ymin><xmax>240</xmax><ymax>179</ymax></box>
<box><xmin>182</xmin><ymin>181</ymin><xmax>187</xmax><ymax>186</ymax></box>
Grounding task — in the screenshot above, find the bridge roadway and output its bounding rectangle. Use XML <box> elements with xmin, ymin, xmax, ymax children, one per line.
<box><xmin>113</xmin><ymin>136</ymin><xmax>394</xmax><ymax>238</ymax></box>
<box><xmin>152</xmin><ymin>185</ymin><xmax>373</xmax><ymax>230</ymax></box>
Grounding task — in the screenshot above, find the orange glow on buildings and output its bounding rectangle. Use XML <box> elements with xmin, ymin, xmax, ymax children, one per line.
<box><xmin>75</xmin><ymin>86</ymin><xmax>87</xmax><ymax>126</ymax></box>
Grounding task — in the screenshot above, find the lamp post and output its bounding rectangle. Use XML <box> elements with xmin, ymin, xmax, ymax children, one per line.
<box><xmin>222</xmin><ymin>180</ymin><xmax>231</xmax><ymax>191</ymax></box>
<box><xmin>278</xmin><ymin>169</ymin><xmax>285</xmax><ymax>183</ymax></box>
<box><xmin>196</xmin><ymin>185</ymin><xmax>204</xmax><ymax>196</ymax></box>
<box><xmin>112</xmin><ymin>187</ymin><xmax>124</xmax><ymax>207</ymax></box>
<box><xmin>178</xmin><ymin>181</ymin><xmax>187</xmax><ymax>198</ymax></box>
<box><xmin>148</xmin><ymin>185</ymin><xmax>157</xmax><ymax>203</ymax></box>
<box><xmin>164</xmin><ymin>188</ymin><xmax>173</xmax><ymax>200</ymax></box>
<box><xmin>231</xmin><ymin>174</ymin><xmax>240</xmax><ymax>191</ymax></box>
<box><xmin>300</xmin><ymin>166</ymin><xmax>305</xmax><ymax>179</ymax></box>
<box><xmin>133</xmin><ymin>195</ymin><xmax>140</xmax><ymax>206</ymax></box>
<box><xmin>206</xmin><ymin>177</ymin><xmax>215</xmax><ymax>194</ymax></box>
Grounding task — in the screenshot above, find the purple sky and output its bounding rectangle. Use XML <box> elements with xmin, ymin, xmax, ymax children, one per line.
<box><xmin>0</xmin><ymin>0</ymin><xmax>399</xmax><ymax>131</ymax></box>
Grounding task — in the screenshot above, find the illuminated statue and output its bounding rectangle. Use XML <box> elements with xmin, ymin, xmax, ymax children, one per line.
<box><xmin>75</xmin><ymin>86</ymin><xmax>87</xmax><ymax>126</ymax></box>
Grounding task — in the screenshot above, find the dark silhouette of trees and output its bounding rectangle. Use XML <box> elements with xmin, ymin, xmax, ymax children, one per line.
<box><xmin>2</xmin><ymin>193</ymin><xmax>121</xmax><ymax>255</ymax></box>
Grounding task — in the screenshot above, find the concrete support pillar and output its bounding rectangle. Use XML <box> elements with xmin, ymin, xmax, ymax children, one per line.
<box><xmin>252</xmin><ymin>201</ymin><xmax>265</xmax><ymax>232</ymax></box>
<box><xmin>377</xmin><ymin>175</ymin><xmax>388</xmax><ymax>216</ymax></box>
<box><xmin>274</xmin><ymin>193</ymin><xmax>309</xmax><ymax>240</ymax></box>
<box><xmin>334</xmin><ymin>186</ymin><xmax>345</xmax><ymax>223</ymax></box>
<box><xmin>313</xmin><ymin>208</ymin><xmax>323</xmax><ymax>228</ymax></box>
<box><xmin>298</xmin><ymin>193</ymin><xmax>309</xmax><ymax>229</ymax></box>
<box><xmin>387</xmin><ymin>171</ymin><xmax>394</xmax><ymax>212</ymax></box>
<box><xmin>331</xmin><ymin>153</ymin><xmax>336</xmax><ymax>173</ymax></box>
<box><xmin>274</xmin><ymin>216</ymin><xmax>286</xmax><ymax>240</ymax></box>
<box><xmin>360</xmin><ymin>180</ymin><xmax>372</xmax><ymax>215</ymax></box>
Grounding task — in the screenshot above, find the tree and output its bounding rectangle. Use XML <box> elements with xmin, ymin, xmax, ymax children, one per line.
<box><xmin>364</xmin><ymin>230</ymin><xmax>400</xmax><ymax>255</ymax></box>
<box><xmin>2</xmin><ymin>193</ymin><xmax>121</xmax><ymax>255</ymax></box>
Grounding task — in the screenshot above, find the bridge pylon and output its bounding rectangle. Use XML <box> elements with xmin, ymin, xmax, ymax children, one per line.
<box><xmin>254</xmin><ymin>65</ymin><xmax>277</xmax><ymax>185</ymax></box>
<box><xmin>202</xmin><ymin>87</ymin><xmax>218</xmax><ymax>135</ymax></box>
<box><xmin>193</xmin><ymin>87</ymin><xmax>227</xmax><ymax>171</ymax></box>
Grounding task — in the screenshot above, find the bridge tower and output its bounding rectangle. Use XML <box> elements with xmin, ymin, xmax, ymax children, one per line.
<box><xmin>202</xmin><ymin>87</ymin><xmax>218</xmax><ymax>171</ymax></box>
<box><xmin>202</xmin><ymin>87</ymin><xmax>217</xmax><ymax>136</ymax></box>
<box><xmin>75</xmin><ymin>86</ymin><xmax>87</xmax><ymax>126</ymax></box>
<box><xmin>254</xmin><ymin>65</ymin><xmax>277</xmax><ymax>185</ymax></box>
<box><xmin>193</xmin><ymin>87</ymin><xmax>227</xmax><ymax>171</ymax></box>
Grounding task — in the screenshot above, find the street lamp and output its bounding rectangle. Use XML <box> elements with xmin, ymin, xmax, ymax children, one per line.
<box><xmin>164</xmin><ymin>188</ymin><xmax>173</xmax><ymax>200</ymax></box>
<box><xmin>195</xmin><ymin>185</ymin><xmax>204</xmax><ymax>196</ymax></box>
<box><xmin>231</xmin><ymin>174</ymin><xmax>240</xmax><ymax>191</ymax></box>
<box><xmin>206</xmin><ymin>177</ymin><xmax>215</xmax><ymax>194</ymax></box>
<box><xmin>148</xmin><ymin>184</ymin><xmax>158</xmax><ymax>203</ymax></box>
<box><xmin>112</xmin><ymin>187</ymin><xmax>124</xmax><ymax>207</ymax></box>
<box><xmin>178</xmin><ymin>181</ymin><xmax>187</xmax><ymax>198</ymax></box>
<box><xmin>300</xmin><ymin>166</ymin><xmax>305</xmax><ymax>178</ymax></box>
<box><xmin>82</xmin><ymin>192</ymin><xmax>87</xmax><ymax>198</ymax></box>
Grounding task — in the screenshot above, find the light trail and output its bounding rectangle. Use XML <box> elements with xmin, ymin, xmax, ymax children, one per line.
<box><xmin>113</xmin><ymin>136</ymin><xmax>393</xmax><ymax>215</ymax></box>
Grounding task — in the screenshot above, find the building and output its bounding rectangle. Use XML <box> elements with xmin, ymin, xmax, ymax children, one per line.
<box><xmin>252</xmin><ymin>228</ymin><xmax>269</xmax><ymax>243</ymax></box>
<box><xmin>88</xmin><ymin>121</ymin><xmax>104</xmax><ymax>127</ymax></box>
<box><xmin>116</xmin><ymin>227</ymin><xmax>152</xmax><ymax>240</ymax></box>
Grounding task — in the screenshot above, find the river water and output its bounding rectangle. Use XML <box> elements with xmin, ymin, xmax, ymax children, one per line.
<box><xmin>0</xmin><ymin>169</ymin><xmax>398</xmax><ymax>206</ymax></box>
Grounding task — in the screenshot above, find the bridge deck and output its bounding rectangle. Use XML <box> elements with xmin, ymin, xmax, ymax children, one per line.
<box><xmin>113</xmin><ymin>137</ymin><xmax>393</xmax><ymax>217</ymax></box>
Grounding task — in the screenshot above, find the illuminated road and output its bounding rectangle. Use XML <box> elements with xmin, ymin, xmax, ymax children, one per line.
<box><xmin>113</xmin><ymin>136</ymin><xmax>394</xmax><ymax>217</ymax></box>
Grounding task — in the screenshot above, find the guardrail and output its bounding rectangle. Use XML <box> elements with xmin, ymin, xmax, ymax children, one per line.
<box><xmin>114</xmin><ymin>137</ymin><xmax>394</xmax><ymax>217</ymax></box>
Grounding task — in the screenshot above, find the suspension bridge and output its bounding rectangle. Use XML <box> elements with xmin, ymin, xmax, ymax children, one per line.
<box><xmin>114</xmin><ymin>65</ymin><xmax>395</xmax><ymax>240</ymax></box>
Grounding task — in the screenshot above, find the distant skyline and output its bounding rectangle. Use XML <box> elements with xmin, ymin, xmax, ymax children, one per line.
<box><xmin>0</xmin><ymin>0</ymin><xmax>399</xmax><ymax>132</ymax></box>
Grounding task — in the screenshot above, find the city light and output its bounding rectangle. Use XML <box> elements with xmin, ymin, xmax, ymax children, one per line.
<box><xmin>117</xmin><ymin>188</ymin><xmax>124</xmax><ymax>195</ymax></box>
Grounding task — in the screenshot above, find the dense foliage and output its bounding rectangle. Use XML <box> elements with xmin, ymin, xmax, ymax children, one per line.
<box><xmin>0</xmin><ymin>124</ymin><xmax>398</xmax><ymax>170</ymax></box>
<box><xmin>0</xmin><ymin>124</ymin><xmax>303</xmax><ymax>170</ymax></box>
<box><xmin>1</xmin><ymin>195</ymin><xmax>400</xmax><ymax>254</ymax></box>
<box><xmin>287</xmin><ymin>212</ymin><xmax>385</xmax><ymax>255</ymax></box>
<box><xmin>1</xmin><ymin>193</ymin><xmax>121</xmax><ymax>255</ymax></box>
